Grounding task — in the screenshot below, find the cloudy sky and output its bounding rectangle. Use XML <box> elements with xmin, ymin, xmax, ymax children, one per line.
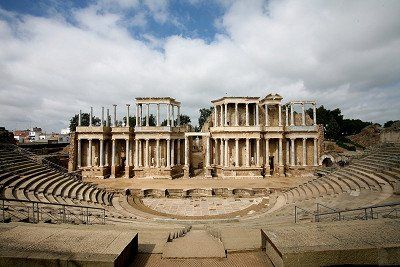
<box><xmin>0</xmin><ymin>0</ymin><xmax>399</xmax><ymax>132</ymax></box>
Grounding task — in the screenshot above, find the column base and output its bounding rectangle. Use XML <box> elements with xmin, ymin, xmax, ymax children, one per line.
<box><xmin>110</xmin><ymin>165</ymin><xmax>117</xmax><ymax>178</ymax></box>
<box><xmin>125</xmin><ymin>166</ymin><xmax>131</xmax><ymax>178</ymax></box>
<box><xmin>183</xmin><ymin>165</ymin><xmax>190</xmax><ymax>178</ymax></box>
<box><xmin>205</xmin><ymin>167</ymin><xmax>212</xmax><ymax>178</ymax></box>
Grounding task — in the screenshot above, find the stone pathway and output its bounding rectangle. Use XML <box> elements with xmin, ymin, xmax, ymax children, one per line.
<box><xmin>142</xmin><ymin>197</ymin><xmax>263</xmax><ymax>216</ymax></box>
<box><xmin>162</xmin><ymin>230</ymin><xmax>226</xmax><ymax>258</ymax></box>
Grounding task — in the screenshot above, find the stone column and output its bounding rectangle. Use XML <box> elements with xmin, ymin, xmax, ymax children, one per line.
<box><xmin>220</xmin><ymin>138</ymin><xmax>224</xmax><ymax>167</ymax></box>
<box><xmin>235</xmin><ymin>138</ymin><xmax>239</xmax><ymax>167</ymax></box>
<box><xmin>290</xmin><ymin>104</ymin><xmax>294</xmax><ymax>126</ymax></box>
<box><xmin>135</xmin><ymin>139</ymin><xmax>139</xmax><ymax>168</ymax></box>
<box><xmin>214</xmin><ymin>105</ymin><xmax>218</xmax><ymax>126</ymax></box>
<box><xmin>279</xmin><ymin>138</ymin><xmax>283</xmax><ymax>167</ymax></box>
<box><xmin>171</xmin><ymin>139</ymin><xmax>175</xmax><ymax>167</ymax></box>
<box><xmin>278</xmin><ymin>105</ymin><xmax>282</xmax><ymax>126</ymax></box>
<box><xmin>246</xmin><ymin>138</ymin><xmax>250</xmax><ymax>167</ymax></box>
<box><xmin>220</xmin><ymin>105</ymin><xmax>223</xmax><ymax>126</ymax></box>
<box><xmin>206</xmin><ymin>137</ymin><xmax>210</xmax><ymax>167</ymax></box>
<box><xmin>224</xmin><ymin>138</ymin><xmax>229</xmax><ymax>167</ymax></box>
<box><xmin>177</xmin><ymin>106</ymin><xmax>181</xmax><ymax>126</ymax></box>
<box><xmin>156</xmin><ymin>103</ymin><xmax>160</xmax><ymax>126</ymax></box>
<box><xmin>139</xmin><ymin>140</ymin><xmax>142</xmax><ymax>166</ymax></box>
<box><xmin>285</xmin><ymin>105</ymin><xmax>289</xmax><ymax>126</ymax></box>
<box><xmin>146</xmin><ymin>104</ymin><xmax>150</xmax><ymax>126</ymax></box>
<box><xmin>224</xmin><ymin>103</ymin><xmax>228</xmax><ymax>126</ymax></box>
<box><xmin>88</xmin><ymin>139</ymin><xmax>92</xmax><ymax>167</ymax></box>
<box><xmin>184</xmin><ymin>137</ymin><xmax>189</xmax><ymax>166</ymax></box>
<box><xmin>167</xmin><ymin>139</ymin><xmax>171</xmax><ymax>168</ymax></box>
<box><xmin>313</xmin><ymin>138</ymin><xmax>318</xmax><ymax>166</ymax></box>
<box><xmin>156</xmin><ymin>139</ymin><xmax>160</xmax><ymax>167</ymax></box>
<box><xmin>111</xmin><ymin>139</ymin><xmax>115</xmax><ymax>167</ymax></box>
<box><xmin>235</xmin><ymin>103</ymin><xmax>239</xmax><ymax>126</ymax></box>
<box><xmin>145</xmin><ymin>139</ymin><xmax>149</xmax><ymax>167</ymax></box>
<box><xmin>286</xmin><ymin>139</ymin><xmax>290</xmax><ymax>166</ymax></box>
<box><xmin>255</xmin><ymin>104</ymin><xmax>259</xmax><ymax>126</ymax></box>
<box><xmin>290</xmin><ymin>138</ymin><xmax>295</xmax><ymax>166</ymax></box>
<box><xmin>136</xmin><ymin>104</ymin><xmax>139</xmax><ymax>127</ymax></box>
<box><xmin>265</xmin><ymin>104</ymin><xmax>269</xmax><ymax>126</ymax></box>
<box><xmin>313</xmin><ymin>104</ymin><xmax>317</xmax><ymax>125</ymax></box>
<box><xmin>113</xmin><ymin>104</ymin><xmax>117</xmax><ymax>127</ymax></box>
<box><xmin>167</xmin><ymin>104</ymin><xmax>171</xmax><ymax>126</ymax></box>
<box><xmin>171</xmin><ymin>105</ymin><xmax>175</xmax><ymax>127</ymax></box>
<box><xmin>126</xmin><ymin>139</ymin><xmax>130</xmax><ymax>167</ymax></box>
<box><xmin>215</xmin><ymin>139</ymin><xmax>219</xmax><ymax>165</ymax></box>
<box><xmin>302</xmin><ymin>138</ymin><xmax>307</xmax><ymax>166</ymax></box>
<box><xmin>105</xmin><ymin>141</ymin><xmax>109</xmax><ymax>166</ymax></box>
<box><xmin>78</xmin><ymin>110</ymin><xmax>82</xmax><ymax>126</ymax></box>
<box><xmin>139</xmin><ymin>104</ymin><xmax>143</xmax><ymax>126</ymax></box>
<box><xmin>245</xmin><ymin>103</ymin><xmax>249</xmax><ymax>126</ymax></box>
<box><xmin>177</xmin><ymin>139</ymin><xmax>181</xmax><ymax>165</ymax></box>
<box><xmin>89</xmin><ymin>107</ymin><xmax>93</xmax><ymax>126</ymax></box>
<box><xmin>77</xmin><ymin>139</ymin><xmax>81</xmax><ymax>168</ymax></box>
<box><xmin>302</xmin><ymin>103</ymin><xmax>306</xmax><ymax>126</ymax></box>
<box><xmin>126</xmin><ymin>104</ymin><xmax>130</xmax><ymax>127</ymax></box>
<box><xmin>106</xmin><ymin>108</ymin><xmax>110</xmax><ymax>127</ymax></box>
<box><xmin>265</xmin><ymin>138</ymin><xmax>270</xmax><ymax>174</ymax></box>
<box><xmin>99</xmin><ymin>139</ymin><xmax>104</xmax><ymax>167</ymax></box>
<box><xmin>256</xmin><ymin>138</ymin><xmax>260</xmax><ymax>166</ymax></box>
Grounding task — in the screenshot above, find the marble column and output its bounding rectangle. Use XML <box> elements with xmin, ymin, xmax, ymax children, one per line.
<box><xmin>214</xmin><ymin>105</ymin><xmax>218</xmax><ymax>126</ymax></box>
<box><xmin>113</xmin><ymin>104</ymin><xmax>117</xmax><ymax>127</ymax></box>
<box><xmin>135</xmin><ymin>139</ymin><xmax>139</xmax><ymax>168</ymax></box>
<box><xmin>220</xmin><ymin>138</ymin><xmax>224</xmax><ymax>167</ymax></box>
<box><xmin>171</xmin><ymin>105</ymin><xmax>175</xmax><ymax>127</ymax></box>
<box><xmin>220</xmin><ymin>105</ymin><xmax>223</xmax><ymax>126</ymax></box>
<box><xmin>77</xmin><ymin>139</ymin><xmax>81</xmax><ymax>168</ymax></box>
<box><xmin>302</xmin><ymin>138</ymin><xmax>307</xmax><ymax>166</ymax></box>
<box><xmin>302</xmin><ymin>103</ymin><xmax>306</xmax><ymax>126</ymax></box>
<box><xmin>290</xmin><ymin>138</ymin><xmax>295</xmax><ymax>166</ymax></box>
<box><xmin>78</xmin><ymin>110</ymin><xmax>82</xmax><ymax>126</ymax></box>
<box><xmin>177</xmin><ymin>139</ymin><xmax>181</xmax><ymax>165</ymax></box>
<box><xmin>139</xmin><ymin>140</ymin><xmax>142</xmax><ymax>166</ymax></box>
<box><xmin>146</xmin><ymin>104</ymin><xmax>150</xmax><ymax>126</ymax></box>
<box><xmin>314</xmin><ymin>138</ymin><xmax>318</xmax><ymax>166</ymax></box>
<box><xmin>285</xmin><ymin>105</ymin><xmax>289</xmax><ymax>126</ymax></box>
<box><xmin>105</xmin><ymin>141</ymin><xmax>109</xmax><ymax>166</ymax></box>
<box><xmin>246</xmin><ymin>138</ymin><xmax>250</xmax><ymax>167</ymax></box>
<box><xmin>224</xmin><ymin>138</ymin><xmax>229</xmax><ymax>167</ymax></box>
<box><xmin>245</xmin><ymin>103</ymin><xmax>249</xmax><ymax>126</ymax></box>
<box><xmin>255</xmin><ymin>104</ymin><xmax>259</xmax><ymax>126</ymax></box>
<box><xmin>89</xmin><ymin>107</ymin><xmax>93</xmax><ymax>126</ymax></box>
<box><xmin>313</xmin><ymin>104</ymin><xmax>317</xmax><ymax>125</ymax></box>
<box><xmin>286</xmin><ymin>139</ymin><xmax>290</xmax><ymax>166</ymax></box>
<box><xmin>184</xmin><ymin>137</ymin><xmax>189</xmax><ymax>166</ymax></box>
<box><xmin>167</xmin><ymin>104</ymin><xmax>171</xmax><ymax>126</ymax></box>
<box><xmin>171</xmin><ymin>139</ymin><xmax>175</xmax><ymax>167</ymax></box>
<box><xmin>265</xmin><ymin>104</ymin><xmax>269</xmax><ymax>126</ymax></box>
<box><xmin>145</xmin><ymin>139</ymin><xmax>149</xmax><ymax>167</ymax></box>
<box><xmin>278</xmin><ymin>105</ymin><xmax>282</xmax><ymax>126</ymax></box>
<box><xmin>99</xmin><ymin>139</ymin><xmax>104</xmax><ymax>167</ymax></box>
<box><xmin>235</xmin><ymin>138</ymin><xmax>239</xmax><ymax>167</ymax></box>
<box><xmin>88</xmin><ymin>139</ymin><xmax>92</xmax><ymax>167</ymax></box>
<box><xmin>106</xmin><ymin>108</ymin><xmax>110</xmax><ymax>127</ymax></box>
<box><xmin>156</xmin><ymin>104</ymin><xmax>160</xmax><ymax>126</ymax></box>
<box><xmin>177</xmin><ymin>106</ymin><xmax>181</xmax><ymax>126</ymax></box>
<box><xmin>126</xmin><ymin>104</ymin><xmax>130</xmax><ymax>127</ymax></box>
<box><xmin>101</xmin><ymin>107</ymin><xmax>104</xmax><ymax>126</ymax></box>
<box><xmin>136</xmin><ymin>104</ymin><xmax>139</xmax><ymax>127</ymax></box>
<box><xmin>156</xmin><ymin>139</ymin><xmax>160</xmax><ymax>167</ymax></box>
<box><xmin>215</xmin><ymin>139</ymin><xmax>219</xmax><ymax>165</ymax></box>
<box><xmin>206</xmin><ymin>137</ymin><xmax>210</xmax><ymax>167</ymax></box>
<box><xmin>256</xmin><ymin>138</ymin><xmax>260</xmax><ymax>166</ymax></box>
<box><xmin>126</xmin><ymin>139</ymin><xmax>130</xmax><ymax>167</ymax></box>
<box><xmin>265</xmin><ymin>138</ymin><xmax>269</xmax><ymax>167</ymax></box>
<box><xmin>279</xmin><ymin>138</ymin><xmax>283</xmax><ymax>167</ymax></box>
<box><xmin>235</xmin><ymin>103</ymin><xmax>238</xmax><ymax>126</ymax></box>
<box><xmin>111</xmin><ymin>139</ymin><xmax>115</xmax><ymax>167</ymax></box>
<box><xmin>139</xmin><ymin>104</ymin><xmax>143</xmax><ymax>126</ymax></box>
<box><xmin>224</xmin><ymin>103</ymin><xmax>228</xmax><ymax>126</ymax></box>
<box><xmin>290</xmin><ymin>104</ymin><xmax>294</xmax><ymax>126</ymax></box>
<box><xmin>167</xmin><ymin>139</ymin><xmax>171</xmax><ymax>168</ymax></box>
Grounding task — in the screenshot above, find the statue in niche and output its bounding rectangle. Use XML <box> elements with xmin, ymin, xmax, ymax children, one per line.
<box><xmin>151</xmin><ymin>157</ymin><xmax>155</xmax><ymax>167</ymax></box>
<box><xmin>251</xmin><ymin>157</ymin><xmax>255</xmax><ymax>166</ymax></box>
<box><xmin>94</xmin><ymin>156</ymin><xmax>98</xmax><ymax>166</ymax></box>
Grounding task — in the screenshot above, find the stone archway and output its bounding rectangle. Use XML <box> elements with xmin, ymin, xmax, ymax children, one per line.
<box><xmin>319</xmin><ymin>154</ymin><xmax>335</xmax><ymax>167</ymax></box>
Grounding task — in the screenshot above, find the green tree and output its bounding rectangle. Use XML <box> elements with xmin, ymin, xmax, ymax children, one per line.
<box><xmin>123</xmin><ymin>116</ymin><xmax>136</xmax><ymax>127</ymax></box>
<box><xmin>384</xmin><ymin>120</ymin><xmax>395</xmax><ymax>128</ymax></box>
<box><xmin>198</xmin><ymin>107</ymin><xmax>214</xmax><ymax>131</ymax></box>
<box><xmin>141</xmin><ymin>114</ymin><xmax>156</xmax><ymax>126</ymax></box>
<box><xmin>69</xmin><ymin>113</ymin><xmax>100</xmax><ymax>132</ymax></box>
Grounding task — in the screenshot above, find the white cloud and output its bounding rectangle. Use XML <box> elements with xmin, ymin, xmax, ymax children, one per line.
<box><xmin>0</xmin><ymin>0</ymin><xmax>399</xmax><ymax>132</ymax></box>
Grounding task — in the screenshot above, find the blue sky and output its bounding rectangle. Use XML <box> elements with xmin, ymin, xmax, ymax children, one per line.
<box><xmin>0</xmin><ymin>0</ymin><xmax>399</xmax><ymax>132</ymax></box>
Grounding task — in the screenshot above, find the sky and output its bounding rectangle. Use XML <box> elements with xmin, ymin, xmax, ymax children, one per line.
<box><xmin>0</xmin><ymin>0</ymin><xmax>399</xmax><ymax>132</ymax></box>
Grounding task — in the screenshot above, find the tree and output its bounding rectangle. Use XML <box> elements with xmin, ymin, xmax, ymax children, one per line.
<box><xmin>141</xmin><ymin>114</ymin><xmax>156</xmax><ymax>126</ymax></box>
<box><xmin>69</xmin><ymin>113</ymin><xmax>100</xmax><ymax>132</ymax></box>
<box><xmin>123</xmin><ymin>116</ymin><xmax>136</xmax><ymax>127</ymax></box>
<box><xmin>384</xmin><ymin>120</ymin><xmax>395</xmax><ymax>128</ymax></box>
<box><xmin>177</xmin><ymin>114</ymin><xmax>191</xmax><ymax>125</ymax></box>
<box><xmin>198</xmin><ymin>107</ymin><xmax>214</xmax><ymax>131</ymax></box>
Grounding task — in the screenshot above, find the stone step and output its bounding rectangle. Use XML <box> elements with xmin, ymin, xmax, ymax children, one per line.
<box><xmin>162</xmin><ymin>230</ymin><xmax>226</xmax><ymax>258</ymax></box>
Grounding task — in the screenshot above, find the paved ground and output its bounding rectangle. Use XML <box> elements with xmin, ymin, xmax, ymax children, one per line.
<box><xmin>142</xmin><ymin>197</ymin><xmax>264</xmax><ymax>217</ymax></box>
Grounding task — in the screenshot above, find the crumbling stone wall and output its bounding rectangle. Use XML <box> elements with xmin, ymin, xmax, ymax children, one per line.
<box><xmin>68</xmin><ymin>132</ymin><xmax>78</xmax><ymax>172</ymax></box>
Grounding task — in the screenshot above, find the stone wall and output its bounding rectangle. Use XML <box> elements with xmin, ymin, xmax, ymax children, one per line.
<box><xmin>68</xmin><ymin>132</ymin><xmax>77</xmax><ymax>172</ymax></box>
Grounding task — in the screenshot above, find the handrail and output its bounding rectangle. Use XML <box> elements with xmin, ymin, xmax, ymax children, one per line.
<box><xmin>0</xmin><ymin>197</ymin><xmax>105</xmax><ymax>211</ymax></box>
<box><xmin>316</xmin><ymin>201</ymin><xmax>400</xmax><ymax>216</ymax></box>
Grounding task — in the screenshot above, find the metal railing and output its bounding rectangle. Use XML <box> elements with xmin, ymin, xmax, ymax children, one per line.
<box><xmin>315</xmin><ymin>202</ymin><xmax>400</xmax><ymax>222</ymax></box>
<box><xmin>1</xmin><ymin>198</ymin><xmax>105</xmax><ymax>225</ymax></box>
<box><xmin>0</xmin><ymin>143</ymin><xmax>82</xmax><ymax>180</ymax></box>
